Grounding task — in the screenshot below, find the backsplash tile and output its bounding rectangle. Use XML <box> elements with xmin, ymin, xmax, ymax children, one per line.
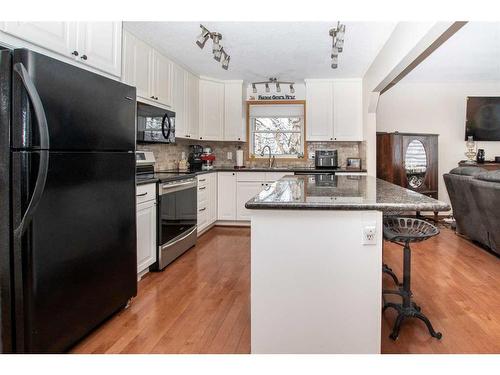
<box><xmin>137</xmin><ymin>139</ymin><xmax>366</xmax><ymax>171</ymax></box>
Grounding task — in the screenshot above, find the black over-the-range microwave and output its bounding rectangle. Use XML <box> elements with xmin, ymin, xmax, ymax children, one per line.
<box><xmin>137</xmin><ymin>101</ymin><xmax>176</xmax><ymax>143</ymax></box>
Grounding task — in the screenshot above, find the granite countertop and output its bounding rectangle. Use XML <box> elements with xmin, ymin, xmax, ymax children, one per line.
<box><xmin>245</xmin><ymin>175</ymin><xmax>451</xmax><ymax>212</ymax></box>
<box><xmin>136</xmin><ymin>166</ymin><xmax>367</xmax><ymax>185</ymax></box>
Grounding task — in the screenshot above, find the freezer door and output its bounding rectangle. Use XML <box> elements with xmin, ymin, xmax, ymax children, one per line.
<box><xmin>12</xmin><ymin>49</ymin><xmax>136</xmax><ymax>151</ymax></box>
<box><xmin>11</xmin><ymin>151</ymin><xmax>137</xmax><ymax>353</ymax></box>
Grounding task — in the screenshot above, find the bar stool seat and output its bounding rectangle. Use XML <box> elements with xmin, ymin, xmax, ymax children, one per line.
<box><xmin>382</xmin><ymin>217</ymin><xmax>442</xmax><ymax>341</ymax></box>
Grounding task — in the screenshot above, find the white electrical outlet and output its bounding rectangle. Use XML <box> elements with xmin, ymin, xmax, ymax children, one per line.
<box><xmin>227</xmin><ymin>151</ymin><xmax>233</xmax><ymax>160</ymax></box>
<box><xmin>362</xmin><ymin>224</ymin><xmax>377</xmax><ymax>245</ymax></box>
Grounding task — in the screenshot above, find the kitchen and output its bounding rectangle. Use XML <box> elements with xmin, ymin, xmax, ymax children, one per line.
<box><xmin>1</xmin><ymin>11</ymin><xmax>499</xmax><ymax>369</ymax></box>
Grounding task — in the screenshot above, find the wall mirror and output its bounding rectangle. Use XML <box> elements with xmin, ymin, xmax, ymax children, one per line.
<box><xmin>405</xmin><ymin>140</ymin><xmax>427</xmax><ymax>189</ymax></box>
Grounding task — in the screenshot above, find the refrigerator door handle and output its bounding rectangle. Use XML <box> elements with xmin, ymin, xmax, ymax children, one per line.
<box><xmin>13</xmin><ymin>62</ymin><xmax>50</xmax><ymax>237</ymax></box>
<box><xmin>13</xmin><ymin>62</ymin><xmax>50</xmax><ymax>150</ymax></box>
<box><xmin>14</xmin><ymin>151</ymin><xmax>49</xmax><ymax>238</ymax></box>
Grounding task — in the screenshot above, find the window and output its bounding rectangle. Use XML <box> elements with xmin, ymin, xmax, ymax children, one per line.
<box><xmin>248</xmin><ymin>103</ymin><xmax>306</xmax><ymax>159</ymax></box>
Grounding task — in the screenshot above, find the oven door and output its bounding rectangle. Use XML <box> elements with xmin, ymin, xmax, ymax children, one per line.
<box><xmin>154</xmin><ymin>178</ymin><xmax>197</xmax><ymax>270</ymax></box>
<box><xmin>137</xmin><ymin>102</ymin><xmax>175</xmax><ymax>144</ymax></box>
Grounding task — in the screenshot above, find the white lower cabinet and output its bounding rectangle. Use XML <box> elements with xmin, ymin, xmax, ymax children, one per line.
<box><xmin>136</xmin><ymin>183</ymin><xmax>157</xmax><ymax>275</ymax></box>
<box><xmin>217</xmin><ymin>172</ymin><xmax>237</xmax><ymax>220</ymax></box>
<box><xmin>197</xmin><ymin>173</ymin><xmax>217</xmax><ymax>234</ymax></box>
<box><xmin>236</xmin><ymin>181</ymin><xmax>268</xmax><ymax>221</ymax></box>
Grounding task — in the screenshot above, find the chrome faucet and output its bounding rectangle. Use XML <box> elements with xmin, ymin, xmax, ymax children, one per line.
<box><xmin>260</xmin><ymin>145</ymin><xmax>275</xmax><ymax>168</ymax></box>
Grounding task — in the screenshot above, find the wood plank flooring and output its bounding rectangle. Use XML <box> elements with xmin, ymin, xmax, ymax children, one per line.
<box><xmin>71</xmin><ymin>226</ymin><xmax>500</xmax><ymax>354</ymax></box>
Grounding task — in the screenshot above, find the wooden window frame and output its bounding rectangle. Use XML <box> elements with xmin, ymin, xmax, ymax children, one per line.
<box><xmin>246</xmin><ymin>100</ymin><xmax>308</xmax><ymax>161</ymax></box>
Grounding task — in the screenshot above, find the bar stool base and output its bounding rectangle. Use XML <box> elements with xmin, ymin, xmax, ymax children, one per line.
<box><xmin>383</xmin><ymin>302</ymin><xmax>442</xmax><ymax>340</ymax></box>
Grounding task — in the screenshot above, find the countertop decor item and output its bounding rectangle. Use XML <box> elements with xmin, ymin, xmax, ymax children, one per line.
<box><xmin>477</xmin><ymin>149</ymin><xmax>485</xmax><ymax>163</ymax></box>
<box><xmin>346</xmin><ymin>157</ymin><xmax>361</xmax><ymax>170</ymax></box>
<box><xmin>465</xmin><ymin>135</ymin><xmax>477</xmax><ymax>163</ymax></box>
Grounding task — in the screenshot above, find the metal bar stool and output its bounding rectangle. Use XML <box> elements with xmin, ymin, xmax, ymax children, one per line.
<box><xmin>382</xmin><ymin>217</ymin><xmax>443</xmax><ymax>341</ymax></box>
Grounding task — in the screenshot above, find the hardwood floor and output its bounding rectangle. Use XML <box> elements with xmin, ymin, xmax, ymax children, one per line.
<box><xmin>71</xmin><ymin>226</ymin><xmax>500</xmax><ymax>354</ymax></box>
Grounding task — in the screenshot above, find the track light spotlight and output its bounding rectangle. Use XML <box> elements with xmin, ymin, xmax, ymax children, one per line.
<box><xmin>329</xmin><ymin>22</ymin><xmax>346</xmax><ymax>69</ymax></box>
<box><xmin>252</xmin><ymin>78</ymin><xmax>295</xmax><ymax>94</ymax></box>
<box><xmin>196</xmin><ymin>25</ymin><xmax>210</xmax><ymax>49</ymax></box>
<box><xmin>212</xmin><ymin>32</ymin><xmax>222</xmax><ymax>53</ymax></box>
<box><xmin>276</xmin><ymin>83</ymin><xmax>281</xmax><ymax>93</ymax></box>
<box><xmin>221</xmin><ymin>53</ymin><xmax>230</xmax><ymax>70</ymax></box>
<box><xmin>290</xmin><ymin>84</ymin><xmax>295</xmax><ymax>94</ymax></box>
<box><xmin>265</xmin><ymin>83</ymin><xmax>270</xmax><ymax>93</ymax></box>
<box><xmin>252</xmin><ymin>84</ymin><xmax>257</xmax><ymax>94</ymax></box>
<box><xmin>214</xmin><ymin>47</ymin><xmax>224</xmax><ymax>62</ymax></box>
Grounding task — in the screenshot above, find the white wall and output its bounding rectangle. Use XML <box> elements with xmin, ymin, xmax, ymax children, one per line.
<box><xmin>377</xmin><ymin>81</ymin><xmax>500</xmax><ymax>205</ymax></box>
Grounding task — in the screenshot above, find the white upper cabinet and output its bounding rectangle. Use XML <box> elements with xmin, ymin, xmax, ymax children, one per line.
<box><xmin>305</xmin><ymin>80</ymin><xmax>334</xmax><ymax>141</ymax></box>
<box><xmin>2</xmin><ymin>22</ymin><xmax>122</xmax><ymax>77</ymax></box>
<box><xmin>173</xmin><ymin>64</ymin><xmax>187</xmax><ymax>136</ymax></box>
<box><xmin>224</xmin><ymin>81</ymin><xmax>245</xmax><ymax>142</ymax></box>
<box><xmin>75</xmin><ymin>22</ymin><xmax>122</xmax><ymax>77</ymax></box>
<box><xmin>122</xmin><ymin>30</ymin><xmax>152</xmax><ymax>99</ymax></box>
<box><xmin>152</xmin><ymin>51</ymin><xmax>173</xmax><ymax>107</ymax></box>
<box><xmin>2</xmin><ymin>22</ymin><xmax>75</xmax><ymax>57</ymax></box>
<box><xmin>122</xmin><ymin>31</ymin><xmax>172</xmax><ymax>107</ymax></box>
<box><xmin>332</xmin><ymin>79</ymin><xmax>363</xmax><ymax>141</ymax></box>
<box><xmin>305</xmin><ymin>79</ymin><xmax>363</xmax><ymax>142</ymax></box>
<box><xmin>186</xmin><ymin>72</ymin><xmax>200</xmax><ymax>139</ymax></box>
<box><xmin>199</xmin><ymin>79</ymin><xmax>224</xmax><ymax>141</ymax></box>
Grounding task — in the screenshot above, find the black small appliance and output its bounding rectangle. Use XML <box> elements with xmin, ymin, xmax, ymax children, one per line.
<box><xmin>315</xmin><ymin>150</ymin><xmax>338</xmax><ymax>169</ymax></box>
<box><xmin>188</xmin><ymin>145</ymin><xmax>204</xmax><ymax>171</ymax></box>
<box><xmin>137</xmin><ymin>102</ymin><xmax>175</xmax><ymax>144</ymax></box>
<box><xmin>477</xmin><ymin>149</ymin><xmax>485</xmax><ymax>163</ymax></box>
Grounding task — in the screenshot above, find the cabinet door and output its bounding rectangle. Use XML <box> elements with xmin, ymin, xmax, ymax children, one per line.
<box><xmin>122</xmin><ymin>31</ymin><xmax>153</xmax><ymax>100</ymax></box>
<box><xmin>237</xmin><ymin>181</ymin><xmax>266</xmax><ymax>221</ymax></box>
<box><xmin>208</xmin><ymin>173</ymin><xmax>218</xmax><ymax>224</ymax></box>
<box><xmin>188</xmin><ymin>73</ymin><xmax>200</xmax><ymax>139</ymax></box>
<box><xmin>199</xmin><ymin>79</ymin><xmax>224</xmax><ymax>141</ymax></box>
<box><xmin>306</xmin><ymin>81</ymin><xmax>334</xmax><ymax>141</ymax></box>
<box><xmin>136</xmin><ymin>200</ymin><xmax>157</xmax><ymax>273</ymax></box>
<box><xmin>3</xmin><ymin>22</ymin><xmax>76</xmax><ymax>58</ymax></box>
<box><xmin>153</xmin><ymin>51</ymin><xmax>173</xmax><ymax>107</ymax></box>
<box><xmin>333</xmin><ymin>80</ymin><xmax>363</xmax><ymax>141</ymax></box>
<box><xmin>217</xmin><ymin>172</ymin><xmax>237</xmax><ymax>220</ymax></box>
<box><xmin>173</xmin><ymin>64</ymin><xmax>187</xmax><ymax>137</ymax></box>
<box><xmin>76</xmin><ymin>22</ymin><xmax>122</xmax><ymax>76</ymax></box>
<box><xmin>224</xmin><ymin>82</ymin><xmax>245</xmax><ymax>141</ymax></box>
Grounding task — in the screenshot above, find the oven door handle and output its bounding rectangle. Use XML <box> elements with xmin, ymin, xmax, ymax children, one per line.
<box><xmin>160</xmin><ymin>180</ymin><xmax>197</xmax><ymax>194</ymax></box>
<box><xmin>160</xmin><ymin>226</ymin><xmax>197</xmax><ymax>250</ymax></box>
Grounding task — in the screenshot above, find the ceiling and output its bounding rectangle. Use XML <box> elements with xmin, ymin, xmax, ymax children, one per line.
<box><xmin>124</xmin><ymin>22</ymin><xmax>396</xmax><ymax>83</ymax></box>
<box><xmin>404</xmin><ymin>22</ymin><xmax>500</xmax><ymax>83</ymax></box>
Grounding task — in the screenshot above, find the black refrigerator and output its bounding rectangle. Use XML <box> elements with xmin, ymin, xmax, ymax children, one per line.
<box><xmin>0</xmin><ymin>48</ymin><xmax>138</xmax><ymax>353</ymax></box>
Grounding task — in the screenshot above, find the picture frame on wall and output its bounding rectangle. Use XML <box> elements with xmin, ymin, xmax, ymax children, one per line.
<box><xmin>346</xmin><ymin>157</ymin><xmax>361</xmax><ymax>170</ymax></box>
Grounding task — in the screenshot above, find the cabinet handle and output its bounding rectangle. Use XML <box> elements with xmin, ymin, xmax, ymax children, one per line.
<box><xmin>155</xmin><ymin>96</ymin><xmax>159</xmax><ymax>100</ymax></box>
<box><xmin>136</xmin><ymin>192</ymin><xmax>147</xmax><ymax>197</ymax></box>
<box><xmin>199</xmin><ymin>179</ymin><xmax>206</xmax><ymax>182</ymax></box>
<box><xmin>200</xmin><ymin>137</ymin><xmax>203</xmax><ymax>140</ymax></box>
<box><xmin>71</xmin><ymin>50</ymin><xmax>79</xmax><ymax>57</ymax></box>
<box><xmin>199</xmin><ymin>207</ymin><xmax>206</xmax><ymax>212</ymax></box>
<box><xmin>80</xmin><ymin>55</ymin><xmax>88</xmax><ymax>61</ymax></box>
<box><xmin>199</xmin><ymin>186</ymin><xmax>206</xmax><ymax>190</ymax></box>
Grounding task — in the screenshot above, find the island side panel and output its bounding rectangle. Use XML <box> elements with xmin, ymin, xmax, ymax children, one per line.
<box><xmin>251</xmin><ymin>210</ymin><xmax>383</xmax><ymax>354</ymax></box>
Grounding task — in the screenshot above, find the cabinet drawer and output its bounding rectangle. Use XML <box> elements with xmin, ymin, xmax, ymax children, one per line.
<box><xmin>197</xmin><ymin>174</ymin><xmax>210</xmax><ymax>187</ymax></box>
<box><xmin>197</xmin><ymin>205</ymin><xmax>209</xmax><ymax>231</ymax></box>
<box><xmin>136</xmin><ymin>183</ymin><xmax>156</xmax><ymax>204</ymax></box>
<box><xmin>237</xmin><ymin>172</ymin><xmax>266</xmax><ymax>182</ymax></box>
<box><xmin>197</xmin><ymin>185</ymin><xmax>208</xmax><ymax>204</ymax></box>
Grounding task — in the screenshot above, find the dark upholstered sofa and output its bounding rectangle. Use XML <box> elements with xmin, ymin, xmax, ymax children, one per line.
<box><xmin>444</xmin><ymin>167</ymin><xmax>500</xmax><ymax>255</ymax></box>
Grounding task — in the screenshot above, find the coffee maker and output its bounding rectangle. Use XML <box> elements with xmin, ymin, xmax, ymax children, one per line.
<box><xmin>188</xmin><ymin>145</ymin><xmax>203</xmax><ymax>171</ymax></box>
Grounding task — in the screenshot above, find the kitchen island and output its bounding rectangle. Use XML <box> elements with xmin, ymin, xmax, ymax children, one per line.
<box><xmin>245</xmin><ymin>175</ymin><xmax>449</xmax><ymax>354</ymax></box>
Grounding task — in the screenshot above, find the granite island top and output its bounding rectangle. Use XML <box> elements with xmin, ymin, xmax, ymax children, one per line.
<box><xmin>245</xmin><ymin>175</ymin><xmax>450</xmax><ymax>212</ymax></box>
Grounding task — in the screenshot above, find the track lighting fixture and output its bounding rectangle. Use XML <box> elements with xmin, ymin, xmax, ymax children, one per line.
<box><xmin>196</xmin><ymin>24</ymin><xmax>231</xmax><ymax>70</ymax></box>
<box><xmin>329</xmin><ymin>22</ymin><xmax>346</xmax><ymax>69</ymax></box>
<box><xmin>252</xmin><ymin>78</ymin><xmax>295</xmax><ymax>95</ymax></box>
